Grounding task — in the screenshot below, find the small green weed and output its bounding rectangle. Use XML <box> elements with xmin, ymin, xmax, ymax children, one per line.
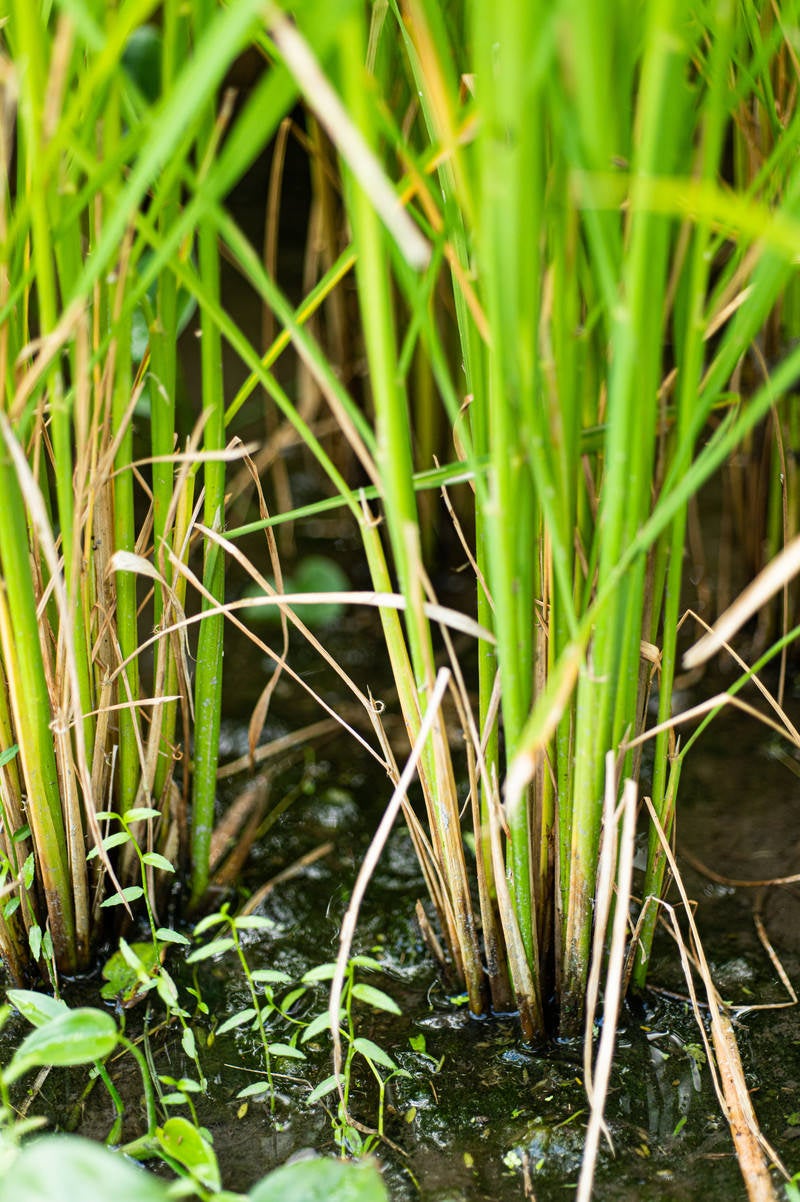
<box><xmin>1</xmin><ymin>1133</ymin><xmax>387</xmax><ymax>1202</ymax></box>
<box><xmin>301</xmin><ymin>954</ymin><xmax>410</xmax><ymax>1155</ymax></box>
<box><xmin>189</xmin><ymin>906</ymin><xmax>307</xmax><ymax>1113</ymax></box>
<box><xmin>188</xmin><ymin>907</ymin><xmax>408</xmax><ymax>1153</ymax></box>
<box><xmin>0</xmin><ymin>979</ymin><xmax>390</xmax><ymax>1200</ymax></box>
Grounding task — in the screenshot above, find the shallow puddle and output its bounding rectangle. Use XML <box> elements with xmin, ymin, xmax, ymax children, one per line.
<box><xmin>4</xmin><ymin>585</ymin><xmax>800</xmax><ymax>1202</ymax></box>
<box><xmin>190</xmin><ymin>666</ymin><xmax>800</xmax><ymax>1200</ymax></box>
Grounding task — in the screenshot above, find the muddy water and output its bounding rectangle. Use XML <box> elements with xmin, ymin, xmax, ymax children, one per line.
<box><xmin>192</xmin><ymin>646</ymin><xmax>800</xmax><ymax>1202</ymax></box>
<box><xmin>6</xmin><ymin>610</ymin><xmax>800</xmax><ymax>1201</ymax></box>
<box><xmin>145</xmin><ymin>641</ymin><xmax>800</xmax><ymax>1200</ymax></box>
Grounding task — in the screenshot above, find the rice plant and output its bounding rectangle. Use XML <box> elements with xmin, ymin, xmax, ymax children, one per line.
<box><xmin>0</xmin><ymin>0</ymin><xmax>344</xmax><ymax>983</ymax></box>
<box><xmin>5</xmin><ymin>0</ymin><xmax>800</xmax><ymax>1057</ymax></box>
<box><xmin>247</xmin><ymin>0</ymin><xmax>800</xmax><ymax>1038</ymax></box>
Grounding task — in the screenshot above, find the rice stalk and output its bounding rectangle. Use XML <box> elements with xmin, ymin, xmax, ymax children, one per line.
<box><xmin>255</xmin><ymin>0</ymin><xmax>800</xmax><ymax>1040</ymax></box>
<box><xmin>0</xmin><ymin>0</ymin><xmax>344</xmax><ymax>979</ymax></box>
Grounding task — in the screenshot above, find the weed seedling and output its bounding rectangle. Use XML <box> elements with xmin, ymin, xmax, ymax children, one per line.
<box><xmin>189</xmin><ymin>905</ymin><xmax>306</xmax><ymax>1113</ymax></box>
<box><xmin>92</xmin><ymin>807</ymin><xmax>204</xmax><ymax>1094</ymax></box>
<box><xmin>301</xmin><ymin>954</ymin><xmax>409</xmax><ymax>1154</ymax></box>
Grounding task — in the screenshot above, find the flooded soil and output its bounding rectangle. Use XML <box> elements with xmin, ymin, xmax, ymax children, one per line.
<box><xmin>8</xmin><ymin>636</ymin><xmax>800</xmax><ymax>1202</ymax></box>
<box><xmin>203</xmin><ymin>673</ymin><xmax>800</xmax><ymax>1202</ymax></box>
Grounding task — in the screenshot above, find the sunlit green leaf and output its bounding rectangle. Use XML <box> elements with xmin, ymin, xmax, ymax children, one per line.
<box><xmin>301</xmin><ymin>1009</ymin><xmax>341</xmax><ymax>1043</ymax></box>
<box><xmin>28</xmin><ymin>926</ymin><xmax>42</xmax><ymax>962</ymax></box>
<box><xmin>352</xmin><ymin>1037</ymin><xmax>398</xmax><ymax>1071</ymax></box>
<box><xmin>216</xmin><ymin>1008</ymin><xmax>257</xmax><ymax>1036</ymax></box>
<box><xmin>350</xmin><ymin>983</ymin><xmax>401</xmax><ymax>1015</ymax></box>
<box><xmin>232</xmin><ymin>915</ymin><xmax>275</xmax><ymax>932</ymax></box>
<box><xmin>142</xmin><ymin>852</ymin><xmax>175</xmax><ymax>873</ymax></box>
<box><xmin>123</xmin><ymin>807</ymin><xmax>161</xmax><ymax>823</ymax></box>
<box><xmin>301</xmin><ymin>963</ymin><xmax>337</xmax><ymax>983</ymax></box>
<box><xmin>0</xmin><ymin>744</ymin><xmax>19</xmax><ymax>769</ymax></box>
<box><xmin>265</xmin><ymin>1042</ymin><xmax>305</xmax><ymax>1060</ymax></box>
<box><xmin>236</xmin><ymin>1080</ymin><xmax>271</xmax><ymax>1099</ymax></box>
<box><xmin>181</xmin><ymin>1027</ymin><xmax>197</xmax><ymax>1060</ymax></box>
<box><xmin>1</xmin><ymin>1136</ymin><xmax>170</xmax><ymax>1202</ymax></box>
<box><xmin>155</xmin><ymin>970</ymin><xmax>180</xmax><ymax>1010</ymax></box>
<box><xmin>7</xmin><ymin>989</ymin><xmax>67</xmax><ymax>1028</ymax></box>
<box><xmin>280</xmin><ymin>987</ymin><xmax>307</xmax><ymax>1012</ymax></box>
<box><xmin>101</xmin><ymin>886</ymin><xmax>144</xmax><ymax>908</ymax></box>
<box><xmin>186</xmin><ymin>938</ymin><xmax>236</xmax><ymax>962</ymax></box>
<box><xmin>193</xmin><ymin>912</ymin><xmax>229</xmax><ymax>938</ymax></box>
<box><xmin>87</xmin><ymin>831</ymin><xmax>130</xmax><ymax>860</ymax></box>
<box><xmin>9</xmin><ymin>1009</ymin><xmax>118</xmax><ymax>1081</ymax></box>
<box><xmin>157</xmin><ymin>1117</ymin><xmax>220</xmax><ymax>1191</ymax></box>
<box><xmin>248</xmin><ymin>1155</ymin><xmax>388</xmax><ymax>1202</ymax></box>
<box><xmin>155</xmin><ymin>927</ymin><xmax>191</xmax><ymax>946</ymax></box>
<box><xmin>305</xmin><ymin>1075</ymin><xmax>340</xmax><ymax>1105</ymax></box>
<box><xmin>349</xmin><ymin>955</ymin><xmax>384</xmax><ymax>973</ymax></box>
<box><xmin>117</xmin><ymin>937</ymin><xmax>153</xmax><ymax>975</ymax></box>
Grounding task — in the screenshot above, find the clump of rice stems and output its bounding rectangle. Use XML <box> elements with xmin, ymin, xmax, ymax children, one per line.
<box><xmin>0</xmin><ymin>0</ymin><xmax>355</xmax><ymax>983</ymax></box>
<box><xmin>241</xmin><ymin>0</ymin><xmax>800</xmax><ymax>1040</ymax></box>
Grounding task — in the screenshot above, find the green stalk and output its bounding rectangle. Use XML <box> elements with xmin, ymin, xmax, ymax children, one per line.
<box><xmin>633</xmin><ymin>0</ymin><xmax>737</xmax><ymax>989</ymax></box>
<box><xmin>190</xmin><ymin>22</ymin><xmax>226</xmax><ymax>904</ymax></box>
<box><xmin>333</xmin><ymin>8</ymin><xmax>489</xmax><ymax>1015</ymax></box>
<box><xmin>0</xmin><ymin>464</ymin><xmax>76</xmax><ymax>971</ymax></box>
<box><xmin>548</xmin><ymin>169</ymin><xmax>584</xmax><ymax>947</ymax></box>
<box><xmin>336</xmin><ymin>15</ymin><xmax>434</xmax><ymax>686</ymax></box>
<box><xmin>14</xmin><ymin>4</ymin><xmax>96</xmax><ymax>757</ymax></box>
<box><xmin>111</xmin><ymin>334</ymin><xmax>142</xmax><ymax>815</ymax></box>
<box><xmin>389</xmin><ymin>0</ymin><xmax>506</xmax><ymax>995</ymax></box>
<box><xmin>562</xmin><ymin>0</ymin><xmax>689</xmax><ymax>1025</ymax></box>
<box><xmin>104</xmin><ymin>53</ymin><xmax>142</xmax><ymax>819</ymax></box>
<box><xmin>7</xmin><ymin>0</ymin><xmax>86</xmax><ymax>973</ymax></box>
<box><xmin>469</xmin><ymin>0</ymin><xmax>545</xmax><ymax>977</ymax></box>
<box><xmin>149</xmin><ymin>0</ymin><xmax>185</xmax><ymax>804</ymax></box>
<box><xmin>361</xmin><ymin>520</ymin><xmax>486</xmax><ymax>1013</ymax></box>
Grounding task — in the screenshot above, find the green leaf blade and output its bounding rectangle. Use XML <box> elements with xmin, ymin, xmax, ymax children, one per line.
<box><xmin>350</xmin><ymin>983</ymin><xmax>401</xmax><ymax>1015</ymax></box>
